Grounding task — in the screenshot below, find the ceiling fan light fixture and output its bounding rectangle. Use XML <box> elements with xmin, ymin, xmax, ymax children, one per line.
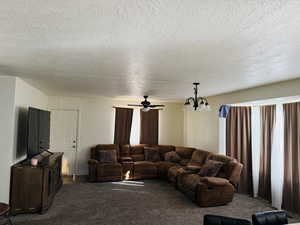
<box><xmin>142</xmin><ymin>107</ymin><xmax>151</xmax><ymax>112</ymax></box>
<box><xmin>127</xmin><ymin>96</ymin><xmax>165</xmax><ymax>111</ymax></box>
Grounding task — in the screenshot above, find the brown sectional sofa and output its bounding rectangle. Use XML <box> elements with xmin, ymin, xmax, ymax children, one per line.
<box><xmin>88</xmin><ymin>144</ymin><xmax>243</xmax><ymax>207</ymax></box>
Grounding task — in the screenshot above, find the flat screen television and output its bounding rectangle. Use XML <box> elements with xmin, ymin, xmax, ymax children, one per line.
<box><xmin>27</xmin><ymin>107</ymin><xmax>51</xmax><ymax>158</ymax></box>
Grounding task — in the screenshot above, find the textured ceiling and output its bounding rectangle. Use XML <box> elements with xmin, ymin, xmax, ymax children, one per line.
<box><xmin>1</xmin><ymin>0</ymin><xmax>300</xmax><ymax>100</ymax></box>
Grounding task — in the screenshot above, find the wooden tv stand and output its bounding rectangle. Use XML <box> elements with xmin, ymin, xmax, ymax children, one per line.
<box><xmin>10</xmin><ymin>152</ymin><xmax>63</xmax><ymax>215</ymax></box>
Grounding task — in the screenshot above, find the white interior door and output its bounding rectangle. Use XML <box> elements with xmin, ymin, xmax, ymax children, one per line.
<box><xmin>50</xmin><ymin>110</ymin><xmax>78</xmax><ymax>176</ymax></box>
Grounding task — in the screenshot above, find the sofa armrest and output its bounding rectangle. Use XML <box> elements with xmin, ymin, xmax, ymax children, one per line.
<box><xmin>88</xmin><ymin>159</ymin><xmax>99</xmax><ymax>165</ymax></box>
<box><xmin>199</xmin><ymin>177</ymin><xmax>230</xmax><ymax>186</ymax></box>
<box><xmin>88</xmin><ymin>159</ymin><xmax>98</xmax><ymax>182</ymax></box>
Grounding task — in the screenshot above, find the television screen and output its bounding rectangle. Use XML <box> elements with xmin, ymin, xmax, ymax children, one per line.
<box><xmin>27</xmin><ymin>107</ymin><xmax>50</xmax><ymax>158</ymax></box>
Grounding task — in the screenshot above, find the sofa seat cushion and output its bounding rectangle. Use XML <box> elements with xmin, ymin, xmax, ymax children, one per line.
<box><xmin>97</xmin><ymin>150</ymin><xmax>117</xmax><ymax>163</ymax></box>
<box><xmin>168</xmin><ymin>166</ymin><xmax>191</xmax><ymax>184</ymax></box>
<box><xmin>133</xmin><ymin>161</ymin><xmax>158</xmax><ymax>179</ymax></box>
<box><xmin>144</xmin><ymin>147</ymin><xmax>160</xmax><ymax>162</ymax></box>
<box><xmin>96</xmin><ymin>163</ymin><xmax>122</xmax><ymax>178</ymax></box>
<box><xmin>186</xmin><ymin>162</ymin><xmax>202</xmax><ymax>172</ymax></box>
<box><xmin>157</xmin><ymin>161</ymin><xmax>179</xmax><ymax>178</ymax></box>
<box><xmin>120</xmin><ymin>156</ymin><xmax>133</xmax><ymax>162</ymax></box>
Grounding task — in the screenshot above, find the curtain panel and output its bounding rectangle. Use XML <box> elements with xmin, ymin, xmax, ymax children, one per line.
<box><xmin>140</xmin><ymin>109</ymin><xmax>159</xmax><ymax>145</ymax></box>
<box><xmin>226</xmin><ymin>106</ymin><xmax>253</xmax><ymax>195</ymax></box>
<box><xmin>258</xmin><ymin>105</ymin><xmax>276</xmax><ymax>201</ymax></box>
<box><xmin>114</xmin><ymin>107</ymin><xmax>133</xmax><ymax>145</ymax></box>
<box><xmin>282</xmin><ymin>102</ymin><xmax>300</xmax><ymax>213</ymax></box>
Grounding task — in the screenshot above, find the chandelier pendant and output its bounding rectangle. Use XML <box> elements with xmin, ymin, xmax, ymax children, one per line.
<box><xmin>184</xmin><ymin>83</ymin><xmax>210</xmax><ymax>111</ymax></box>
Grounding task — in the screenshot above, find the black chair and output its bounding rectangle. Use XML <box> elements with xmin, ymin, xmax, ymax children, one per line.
<box><xmin>203</xmin><ymin>215</ymin><xmax>252</xmax><ymax>225</ymax></box>
<box><xmin>252</xmin><ymin>210</ymin><xmax>288</xmax><ymax>225</ymax></box>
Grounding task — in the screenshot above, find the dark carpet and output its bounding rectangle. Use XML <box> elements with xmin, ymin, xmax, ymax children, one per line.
<box><xmin>12</xmin><ymin>180</ymin><xmax>299</xmax><ymax>225</ymax></box>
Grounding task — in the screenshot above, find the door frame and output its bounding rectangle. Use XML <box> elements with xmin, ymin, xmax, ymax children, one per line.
<box><xmin>49</xmin><ymin>108</ymin><xmax>80</xmax><ymax>178</ymax></box>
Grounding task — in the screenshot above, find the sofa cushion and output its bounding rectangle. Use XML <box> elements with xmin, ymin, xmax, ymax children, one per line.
<box><xmin>157</xmin><ymin>161</ymin><xmax>179</xmax><ymax>178</ymax></box>
<box><xmin>199</xmin><ymin>160</ymin><xmax>224</xmax><ymax>177</ymax></box>
<box><xmin>206</xmin><ymin>154</ymin><xmax>233</xmax><ymax>164</ymax></box>
<box><xmin>190</xmin><ymin>150</ymin><xmax>211</xmax><ymax>165</ymax></box>
<box><xmin>131</xmin><ymin>154</ymin><xmax>145</xmax><ymax>162</ymax></box>
<box><xmin>93</xmin><ymin>144</ymin><xmax>119</xmax><ymax>160</ymax></box>
<box><xmin>206</xmin><ymin>154</ymin><xmax>235</xmax><ymax>179</ymax></box>
<box><xmin>157</xmin><ymin>145</ymin><xmax>175</xmax><ymax>159</ymax></box>
<box><xmin>221</xmin><ymin>160</ymin><xmax>243</xmax><ymax>186</ymax></box>
<box><xmin>97</xmin><ymin>150</ymin><xmax>117</xmax><ymax>163</ymax></box>
<box><xmin>175</xmin><ymin>147</ymin><xmax>195</xmax><ymax>159</ymax></box>
<box><xmin>120</xmin><ymin>156</ymin><xmax>133</xmax><ymax>162</ymax></box>
<box><xmin>144</xmin><ymin>147</ymin><xmax>160</xmax><ymax>162</ymax></box>
<box><xmin>168</xmin><ymin>166</ymin><xmax>185</xmax><ymax>184</ymax></box>
<box><xmin>186</xmin><ymin>163</ymin><xmax>202</xmax><ymax>172</ymax></box>
<box><xmin>164</xmin><ymin>151</ymin><xmax>181</xmax><ymax>163</ymax></box>
<box><xmin>134</xmin><ymin>161</ymin><xmax>158</xmax><ymax>179</ymax></box>
<box><xmin>180</xmin><ymin>159</ymin><xmax>190</xmax><ymax>166</ymax></box>
<box><xmin>130</xmin><ymin>144</ymin><xmax>146</xmax><ymax>155</ymax></box>
<box><xmin>120</xmin><ymin>144</ymin><xmax>131</xmax><ymax>157</ymax></box>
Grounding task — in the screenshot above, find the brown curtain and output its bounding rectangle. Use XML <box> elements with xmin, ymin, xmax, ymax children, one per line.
<box><xmin>258</xmin><ymin>105</ymin><xmax>276</xmax><ymax>201</ymax></box>
<box><xmin>114</xmin><ymin>108</ymin><xmax>133</xmax><ymax>145</ymax></box>
<box><xmin>226</xmin><ymin>106</ymin><xmax>253</xmax><ymax>195</ymax></box>
<box><xmin>282</xmin><ymin>102</ymin><xmax>300</xmax><ymax>213</ymax></box>
<box><xmin>140</xmin><ymin>109</ymin><xmax>159</xmax><ymax>145</ymax></box>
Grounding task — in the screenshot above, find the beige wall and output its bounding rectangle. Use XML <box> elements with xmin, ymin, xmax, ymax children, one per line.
<box><xmin>0</xmin><ymin>76</ymin><xmax>16</xmax><ymax>203</ymax></box>
<box><xmin>184</xmin><ymin>78</ymin><xmax>300</xmax><ymax>153</ymax></box>
<box><xmin>0</xmin><ymin>76</ymin><xmax>48</xmax><ymax>203</ymax></box>
<box><xmin>47</xmin><ymin>96</ymin><xmax>184</xmax><ymax>175</ymax></box>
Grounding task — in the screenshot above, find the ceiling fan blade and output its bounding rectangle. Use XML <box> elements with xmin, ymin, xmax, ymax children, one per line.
<box><xmin>128</xmin><ymin>104</ymin><xmax>143</xmax><ymax>107</ymax></box>
<box><xmin>149</xmin><ymin>105</ymin><xmax>165</xmax><ymax>108</ymax></box>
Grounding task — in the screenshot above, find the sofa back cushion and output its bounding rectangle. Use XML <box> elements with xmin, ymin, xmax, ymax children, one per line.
<box><xmin>199</xmin><ymin>160</ymin><xmax>224</xmax><ymax>177</ymax></box>
<box><xmin>130</xmin><ymin>144</ymin><xmax>147</xmax><ymax>155</ymax></box>
<box><xmin>97</xmin><ymin>150</ymin><xmax>117</xmax><ymax>163</ymax></box>
<box><xmin>164</xmin><ymin>151</ymin><xmax>181</xmax><ymax>163</ymax></box>
<box><xmin>175</xmin><ymin>147</ymin><xmax>195</xmax><ymax>160</ymax></box>
<box><xmin>189</xmin><ymin>150</ymin><xmax>211</xmax><ymax>166</ymax></box>
<box><xmin>92</xmin><ymin>144</ymin><xmax>120</xmax><ymax>160</ymax></box>
<box><xmin>131</xmin><ymin>154</ymin><xmax>145</xmax><ymax>162</ymax></box>
<box><xmin>157</xmin><ymin>145</ymin><xmax>175</xmax><ymax>159</ymax></box>
<box><xmin>206</xmin><ymin>154</ymin><xmax>233</xmax><ymax>163</ymax></box>
<box><xmin>120</xmin><ymin>144</ymin><xmax>131</xmax><ymax>157</ymax></box>
<box><xmin>144</xmin><ymin>147</ymin><xmax>160</xmax><ymax>162</ymax></box>
<box><xmin>206</xmin><ymin>154</ymin><xmax>236</xmax><ymax>179</ymax></box>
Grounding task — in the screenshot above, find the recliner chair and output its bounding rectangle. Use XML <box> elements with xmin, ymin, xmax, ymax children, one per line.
<box><xmin>203</xmin><ymin>215</ymin><xmax>251</xmax><ymax>225</ymax></box>
<box><xmin>252</xmin><ymin>210</ymin><xmax>288</xmax><ymax>225</ymax></box>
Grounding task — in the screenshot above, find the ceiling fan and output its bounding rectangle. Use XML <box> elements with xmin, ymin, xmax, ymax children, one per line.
<box><xmin>128</xmin><ymin>96</ymin><xmax>165</xmax><ymax>112</ymax></box>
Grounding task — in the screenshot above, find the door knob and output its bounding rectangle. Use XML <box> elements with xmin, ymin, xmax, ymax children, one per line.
<box><xmin>73</xmin><ymin>140</ymin><xmax>76</xmax><ymax>143</ymax></box>
<box><xmin>72</xmin><ymin>145</ymin><xmax>76</xmax><ymax>148</ymax></box>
